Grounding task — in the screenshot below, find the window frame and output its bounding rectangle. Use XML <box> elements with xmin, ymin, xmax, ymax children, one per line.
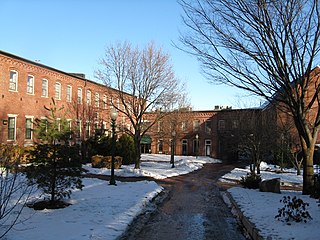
<box><xmin>205</xmin><ymin>120</ymin><xmax>212</xmax><ymax>133</ymax></box>
<box><xmin>27</xmin><ymin>75</ymin><xmax>35</xmax><ymax>95</ymax></box>
<box><xmin>41</xmin><ymin>78</ymin><xmax>49</xmax><ymax>97</ymax></box>
<box><xmin>9</xmin><ymin>70</ymin><xmax>18</xmax><ymax>92</ymax></box>
<box><xmin>7</xmin><ymin>115</ymin><xmax>17</xmax><ymax>141</ymax></box>
<box><xmin>77</xmin><ymin>88</ymin><xmax>82</xmax><ymax>104</ymax></box>
<box><xmin>218</xmin><ymin>120</ymin><xmax>226</xmax><ymax>130</ymax></box>
<box><xmin>86</xmin><ymin>90</ymin><xmax>92</xmax><ymax>105</ymax></box>
<box><xmin>55</xmin><ymin>82</ymin><xmax>61</xmax><ymax>100</ymax></box>
<box><xmin>95</xmin><ymin>92</ymin><xmax>99</xmax><ymax>107</ymax></box>
<box><xmin>103</xmin><ymin>94</ymin><xmax>107</xmax><ymax>109</ymax></box>
<box><xmin>25</xmin><ymin>116</ymin><xmax>33</xmax><ymax>140</ymax></box>
<box><xmin>66</xmin><ymin>85</ymin><xmax>72</xmax><ymax>102</ymax></box>
<box><xmin>193</xmin><ymin>119</ymin><xmax>200</xmax><ymax>132</ymax></box>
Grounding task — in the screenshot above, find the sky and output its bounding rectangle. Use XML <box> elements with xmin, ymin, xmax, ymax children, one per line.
<box><xmin>0</xmin><ymin>0</ymin><xmax>261</xmax><ymax>110</ymax></box>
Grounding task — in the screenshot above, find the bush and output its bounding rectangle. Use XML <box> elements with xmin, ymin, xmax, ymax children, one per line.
<box><xmin>116</xmin><ymin>135</ymin><xmax>136</xmax><ymax>165</ymax></box>
<box><xmin>88</xmin><ymin>134</ymin><xmax>136</xmax><ymax>165</ymax></box>
<box><xmin>240</xmin><ymin>172</ymin><xmax>261</xmax><ymax>189</ymax></box>
<box><xmin>275</xmin><ymin>196</ymin><xmax>312</xmax><ymax>223</ymax></box>
<box><xmin>86</xmin><ymin>135</ymin><xmax>112</xmax><ymax>158</ymax></box>
<box><xmin>310</xmin><ymin>173</ymin><xmax>320</xmax><ymax>199</ymax></box>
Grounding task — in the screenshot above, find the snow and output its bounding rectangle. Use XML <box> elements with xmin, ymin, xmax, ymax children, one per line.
<box><xmin>221</xmin><ymin>161</ymin><xmax>320</xmax><ymax>240</ymax></box>
<box><xmin>228</xmin><ymin>188</ymin><xmax>320</xmax><ymax>240</ymax></box>
<box><xmin>5</xmin><ymin>155</ymin><xmax>218</xmax><ymax>240</ymax></box>
<box><xmin>221</xmin><ymin>162</ymin><xmax>303</xmax><ymax>186</ymax></box>
<box><xmin>4</xmin><ymin>155</ymin><xmax>320</xmax><ymax>240</ymax></box>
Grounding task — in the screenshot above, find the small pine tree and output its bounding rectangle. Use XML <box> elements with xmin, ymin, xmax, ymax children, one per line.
<box><xmin>117</xmin><ymin>135</ymin><xmax>136</xmax><ymax>165</ymax></box>
<box><xmin>26</xmin><ymin>98</ymin><xmax>83</xmax><ymax>208</ymax></box>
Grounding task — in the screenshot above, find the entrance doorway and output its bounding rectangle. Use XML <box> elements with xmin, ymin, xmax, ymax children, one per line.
<box><xmin>182</xmin><ymin>139</ymin><xmax>188</xmax><ymax>155</ymax></box>
<box><xmin>205</xmin><ymin>140</ymin><xmax>211</xmax><ymax>156</ymax></box>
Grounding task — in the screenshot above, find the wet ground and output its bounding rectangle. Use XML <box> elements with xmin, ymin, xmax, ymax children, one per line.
<box><xmin>119</xmin><ymin>162</ymin><xmax>248</xmax><ymax>240</ymax></box>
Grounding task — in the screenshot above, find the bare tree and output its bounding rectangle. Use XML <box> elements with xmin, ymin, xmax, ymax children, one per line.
<box><xmin>179</xmin><ymin>0</ymin><xmax>320</xmax><ymax>194</ymax></box>
<box><xmin>0</xmin><ymin>145</ymin><xmax>34</xmax><ymax>239</ymax></box>
<box><xmin>96</xmin><ymin>42</ymin><xmax>187</xmax><ymax>168</ymax></box>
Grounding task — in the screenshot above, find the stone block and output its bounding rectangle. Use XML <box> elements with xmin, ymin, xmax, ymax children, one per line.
<box><xmin>259</xmin><ymin>178</ymin><xmax>281</xmax><ymax>193</ymax></box>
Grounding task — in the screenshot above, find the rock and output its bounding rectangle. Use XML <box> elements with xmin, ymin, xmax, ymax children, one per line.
<box><xmin>259</xmin><ymin>178</ymin><xmax>281</xmax><ymax>193</ymax></box>
<box><xmin>91</xmin><ymin>155</ymin><xmax>122</xmax><ymax>169</ymax></box>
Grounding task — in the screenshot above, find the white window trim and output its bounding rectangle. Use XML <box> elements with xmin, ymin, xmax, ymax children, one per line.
<box><xmin>9</xmin><ymin>70</ymin><xmax>18</xmax><ymax>92</ymax></box>
<box><xmin>41</xmin><ymin>78</ymin><xmax>49</xmax><ymax>97</ymax></box>
<box><xmin>95</xmin><ymin>92</ymin><xmax>100</xmax><ymax>107</ymax></box>
<box><xmin>55</xmin><ymin>82</ymin><xmax>61</xmax><ymax>100</ymax></box>
<box><xmin>103</xmin><ymin>94</ymin><xmax>107</xmax><ymax>109</ymax></box>
<box><xmin>25</xmin><ymin>115</ymin><xmax>34</xmax><ymax>140</ymax></box>
<box><xmin>86</xmin><ymin>90</ymin><xmax>92</xmax><ymax>105</ymax></box>
<box><xmin>7</xmin><ymin>114</ymin><xmax>18</xmax><ymax>141</ymax></box>
<box><xmin>27</xmin><ymin>75</ymin><xmax>35</xmax><ymax>95</ymax></box>
<box><xmin>67</xmin><ymin>85</ymin><xmax>72</xmax><ymax>102</ymax></box>
<box><xmin>77</xmin><ymin>88</ymin><xmax>83</xmax><ymax>104</ymax></box>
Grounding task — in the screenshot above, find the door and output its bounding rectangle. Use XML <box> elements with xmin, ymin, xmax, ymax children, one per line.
<box><xmin>205</xmin><ymin>140</ymin><xmax>211</xmax><ymax>156</ymax></box>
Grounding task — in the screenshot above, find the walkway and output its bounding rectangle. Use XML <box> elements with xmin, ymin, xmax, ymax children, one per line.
<box><xmin>119</xmin><ymin>162</ymin><xmax>248</xmax><ymax>240</ymax></box>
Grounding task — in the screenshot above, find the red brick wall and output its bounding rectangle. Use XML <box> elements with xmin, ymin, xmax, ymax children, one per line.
<box><xmin>0</xmin><ymin>52</ymin><xmax>126</xmax><ymax>146</ymax></box>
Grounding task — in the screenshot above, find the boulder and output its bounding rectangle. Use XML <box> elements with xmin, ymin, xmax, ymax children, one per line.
<box><xmin>91</xmin><ymin>155</ymin><xmax>122</xmax><ymax>169</ymax></box>
<box><xmin>259</xmin><ymin>178</ymin><xmax>281</xmax><ymax>193</ymax></box>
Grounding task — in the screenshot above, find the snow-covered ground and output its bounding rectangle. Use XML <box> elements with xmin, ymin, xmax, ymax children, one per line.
<box><xmin>221</xmin><ymin>161</ymin><xmax>320</xmax><ymax>240</ymax></box>
<box><xmin>4</xmin><ymin>155</ymin><xmax>320</xmax><ymax>240</ymax></box>
<box><xmin>4</xmin><ymin>155</ymin><xmax>218</xmax><ymax>240</ymax></box>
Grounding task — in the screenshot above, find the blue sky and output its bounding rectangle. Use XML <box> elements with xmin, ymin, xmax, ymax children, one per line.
<box><xmin>0</xmin><ymin>0</ymin><xmax>259</xmax><ymax>110</ymax></box>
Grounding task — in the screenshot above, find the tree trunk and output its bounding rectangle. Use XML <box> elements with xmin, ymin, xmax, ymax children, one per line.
<box><xmin>256</xmin><ymin>160</ymin><xmax>261</xmax><ymax>175</ymax></box>
<box><xmin>51</xmin><ymin>147</ymin><xmax>57</xmax><ymax>203</ymax></box>
<box><xmin>302</xmin><ymin>147</ymin><xmax>315</xmax><ymax>195</ymax></box>
<box><xmin>134</xmin><ymin>132</ymin><xmax>142</xmax><ymax>169</ymax></box>
<box><xmin>297</xmin><ymin>167</ymin><xmax>301</xmax><ymax>176</ymax></box>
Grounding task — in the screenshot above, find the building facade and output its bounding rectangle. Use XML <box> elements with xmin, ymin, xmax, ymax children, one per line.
<box><xmin>0</xmin><ymin>50</ymin><xmax>129</xmax><ymax>146</ymax></box>
<box><xmin>2</xmin><ymin>50</ymin><xmax>320</xmax><ymax>161</ymax></box>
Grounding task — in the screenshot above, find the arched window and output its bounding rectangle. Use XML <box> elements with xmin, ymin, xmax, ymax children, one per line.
<box><xmin>55</xmin><ymin>82</ymin><xmax>61</xmax><ymax>100</ymax></box>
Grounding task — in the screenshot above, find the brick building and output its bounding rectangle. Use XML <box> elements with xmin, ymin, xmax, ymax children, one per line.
<box><xmin>144</xmin><ymin>107</ymin><xmax>262</xmax><ymax>160</ymax></box>
<box><xmin>1</xmin><ymin>50</ymin><xmax>320</xmax><ymax>161</ymax></box>
<box><xmin>0</xmin><ymin>50</ymin><xmax>130</xmax><ymax>146</ymax></box>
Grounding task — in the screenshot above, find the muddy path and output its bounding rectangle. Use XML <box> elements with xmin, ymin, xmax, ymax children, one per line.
<box><xmin>119</xmin><ymin>162</ymin><xmax>248</xmax><ymax>240</ymax></box>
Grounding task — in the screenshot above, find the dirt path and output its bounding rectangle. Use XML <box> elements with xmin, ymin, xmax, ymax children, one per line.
<box><xmin>119</xmin><ymin>162</ymin><xmax>248</xmax><ymax>240</ymax></box>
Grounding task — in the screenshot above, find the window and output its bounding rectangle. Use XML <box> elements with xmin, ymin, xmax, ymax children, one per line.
<box><xmin>193</xmin><ymin>138</ymin><xmax>200</xmax><ymax>153</ymax></box>
<box><xmin>103</xmin><ymin>95</ymin><xmax>107</xmax><ymax>109</ymax></box>
<box><xmin>193</xmin><ymin>120</ymin><xmax>200</xmax><ymax>132</ymax></box>
<box><xmin>27</xmin><ymin>75</ymin><xmax>34</xmax><ymax>94</ymax></box>
<box><xmin>8</xmin><ymin>116</ymin><xmax>16</xmax><ymax>140</ymax></box>
<box><xmin>9</xmin><ymin>70</ymin><xmax>18</xmax><ymax>91</ymax></box>
<box><xmin>110</xmin><ymin>96</ymin><xmax>113</xmax><ymax>108</ymax></box>
<box><xmin>158</xmin><ymin>121</ymin><xmax>163</xmax><ymax>132</ymax></box>
<box><xmin>182</xmin><ymin>139</ymin><xmax>188</xmax><ymax>155</ymax></box>
<box><xmin>86</xmin><ymin>90</ymin><xmax>91</xmax><ymax>105</ymax></box>
<box><xmin>232</xmin><ymin>120</ymin><xmax>239</xmax><ymax>129</ymax></box>
<box><xmin>40</xmin><ymin>117</ymin><xmax>48</xmax><ymax>133</ymax></box>
<box><xmin>76</xmin><ymin>120</ymin><xmax>82</xmax><ymax>138</ymax></box>
<box><xmin>25</xmin><ymin>117</ymin><xmax>33</xmax><ymax>140</ymax></box>
<box><xmin>205</xmin><ymin>120</ymin><xmax>212</xmax><ymax>133</ymax></box>
<box><xmin>85</xmin><ymin>122</ymin><xmax>90</xmax><ymax>138</ymax></box>
<box><xmin>158</xmin><ymin>139</ymin><xmax>163</xmax><ymax>153</ymax></box>
<box><xmin>66</xmin><ymin>85</ymin><xmax>72</xmax><ymax>102</ymax></box>
<box><xmin>42</xmin><ymin>79</ymin><xmax>48</xmax><ymax>97</ymax></box>
<box><xmin>56</xmin><ymin>118</ymin><xmax>61</xmax><ymax>132</ymax></box>
<box><xmin>218</xmin><ymin>120</ymin><xmax>225</xmax><ymax>130</ymax></box>
<box><xmin>181</xmin><ymin>121</ymin><xmax>188</xmax><ymax>132</ymax></box>
<box><xmin>55</xmin><ymin>82</ymin><xmax>61</xmax><ymax>100</ymax></box>
<box><xmin>67</xmin><ymin>119</ymin><xmax>72</xmax><ymax>130</ymax></box>
<box><xmin>116</xmin><ymin>98</ymin><xmax>120</xmax><ymax>108</ymax></box>
<box><xmin>95</xmin><ymin>93</ymin><xmax>99</xmax><ymax>107</ymax></box>
<box><xmin>77</xmin><ymin>88</ymin><xmax>82</xmax><ymax>104</ymax></box>
<box><xmin>94</xmin><ymin>112</ymin><xmax>99</xmax><ymax>120</ymax></box>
